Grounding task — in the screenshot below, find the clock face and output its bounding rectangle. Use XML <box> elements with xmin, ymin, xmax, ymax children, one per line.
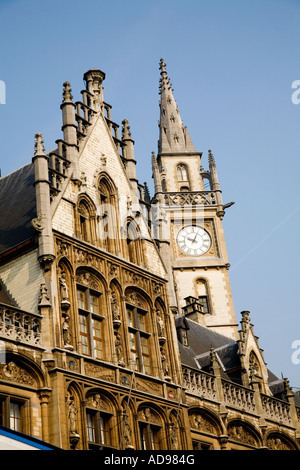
<box><xmin>176</xmin><ymin>225</ymin><xmax>211</xmax><ymax>256</ymax></box>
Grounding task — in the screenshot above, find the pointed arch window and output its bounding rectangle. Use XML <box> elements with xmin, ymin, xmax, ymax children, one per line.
<box><xmin>98</xmin><ymin>176</ymin><xmax>120</xmax><ymax>254</ymax></box>
<box><xmin>125</xmin><ymin>218</ymin><xmax>144</xmax><ymax>266</ymax></box>
<box><xmin>177</xmin><ymin>164</ymin><xmax>190</xmax><ymax>190</ymax></box>
<box><xmin>75</xmin><ymin>196</ymin><xmax>96</xmax><ymax>244</ymax></box>
<box><xmin>76</xmin><ymin>272</ymin><xmax>106</xmax><ymax>359</ymax></box>
<box><xmin>125</xmin><ymin>291</ymin><xmax>151</xmax><ymax>375</ymax></box>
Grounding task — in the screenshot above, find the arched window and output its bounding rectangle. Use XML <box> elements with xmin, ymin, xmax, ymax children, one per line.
<box><xmin>196</xmin><ymin>279</ymin><xmax>210</xmax><ymax>314</ymax></box>
<box><xmin>125</xmin><ymin>218</ymin><xmax>144</xmax><ymax>266</ymax></box>
<box><xmin>177</xmin><ymin>164</ymin><xmax>189</xmax><ymax>182</ymax></box>
<box><xmin>138</xmin><ymin>406</ymin><xmax>163</xmax><ymax>450</ymax></box>
<box><xmin>85</xmin><ymin>391</ymin><xmax>115</xmax><ymax>450</ymax></box>
<box><xmin>125</xmin><ymin>289</ymin><xmax>151</xmax><ymax>375</ymax></box>
<box><xmin>98</xmin><ymin>175</ymin><xmax>119</xmax><ymax>254</ymax></box>
<box><xmin>76</xmin><ymin>270</ymin><xmax>106</xmax><ymax>359</ymax></box>
<box><xmin>75</xmin><ymin>195</ymin><xmax>96</xmax><ymax>243</ymax></box>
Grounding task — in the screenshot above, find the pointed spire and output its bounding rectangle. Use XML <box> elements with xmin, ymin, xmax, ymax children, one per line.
<box><xmin>208</xmin><ymin>149</ymin><xmax>216</xmax><ymax>168</ymax></box>
<box><xmin>143</xmin><ymin>182</ymin><xmax>151</xmax><ymax>203</ymax></box>
<box><xmin>158</xmin><ymin>59</ymin><xmax>196</xmax><ymax>154</ymax></box>
<box><xmin>34</xmin><ymin>132</ymin><xmax>46</xmax><ymax>156</ymax></box>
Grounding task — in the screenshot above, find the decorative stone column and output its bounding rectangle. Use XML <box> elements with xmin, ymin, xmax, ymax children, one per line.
<box><xmin>38</xmin><ymin>388</ymin><xmax>52</xmax><ymax>443</ymax></box>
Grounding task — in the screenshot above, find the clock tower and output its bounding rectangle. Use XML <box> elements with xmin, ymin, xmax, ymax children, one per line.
<box><xmin>152</xmin><ymin>59</ymin><xmax>238</xmax><ymax>340</ymax></box>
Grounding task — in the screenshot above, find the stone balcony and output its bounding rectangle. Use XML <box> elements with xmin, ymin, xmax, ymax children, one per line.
<box><xmin>0</xmin><ymin>303</ymin><xmax>42</xmax><ymax>347</ymax></box>
<box><xmin>182</xmin><ymin>366</ymin><xmax>298</xmax><ymax>428</ymax></box>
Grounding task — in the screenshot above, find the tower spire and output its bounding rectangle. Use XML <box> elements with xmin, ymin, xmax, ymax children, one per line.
<box><xmin>158</xmin><ymin>58</ymin><xmax>196</xmax><ymax>155</ymax></box>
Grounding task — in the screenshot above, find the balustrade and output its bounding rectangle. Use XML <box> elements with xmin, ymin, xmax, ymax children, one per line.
<box><xmin>0</xmin><ymin>304</ymin><xmax>42</xmax><ymax>347</ymax></box>
<box><xmin>222</xmin><ymin>379</ymin><xmax>256</xmax><ymax>413</ymax></box>
<box><xmin>164</xmin><ymin>191</ymin><xmax>217</xmax><ymax>206</ymax></box>
<box><xmin>182</xmin><ymin>367</ymin><xmax>217</xmax><ymax>401</ymax></box>
<box><xmin>261</xmin><ymin>394</ymin><xmax>292</xmax><ymax>426</ymax></box>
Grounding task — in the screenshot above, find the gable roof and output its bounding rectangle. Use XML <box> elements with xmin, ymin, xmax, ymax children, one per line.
<box><xmin>176</xmin><ymin>315</ymin><xmax>238</xmax><ymax>375</ymax></box>
<box><xmin>0</xmin><ymin>163</ymin><xmax>36</xmax><ymax>255</ymax></box>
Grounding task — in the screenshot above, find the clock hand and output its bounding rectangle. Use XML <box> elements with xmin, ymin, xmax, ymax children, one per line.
<box><xmin>187</xmin><ymin>235</ymin><xmax>198</xmax><ymax>243</ymax></box>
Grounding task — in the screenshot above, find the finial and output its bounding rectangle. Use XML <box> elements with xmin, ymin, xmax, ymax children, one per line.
<box><xmin>34</xmin><ymin>132</ymin><xmax>46</xmax><ymax>156</ymax></box>
<box><xmin>151</xmin><ymin>151</ymin><xmax>158</xmax><ymax>169</ymax></box>
<box><xmin>208</xmin><ymin>149</ymin><xmax>216</xmax><ymax>167</ymax></box>
<box><xmin>159</xmin><ymin>58</ymin><xmax>167</xmax><ymax>74</ymax></box>
<box><xmin>62</xmin><ymin>81</ymin><xmax>73</xmax><ymax>103</ymax></box>
<box><xmin>122</xmin><ymin>119</ymin><xmax>132</xmax><ymax>140</ymax></box>
<box><xmin>143</xmin><ymin>182</ymin><xmax>151</xmax><ymax>203</ymax></box>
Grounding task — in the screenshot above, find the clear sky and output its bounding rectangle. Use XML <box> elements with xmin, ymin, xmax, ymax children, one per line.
<box><xmin>0</xmin><ymin>0</ymin><xmax>299</xmax><ymax>388</ymax></box>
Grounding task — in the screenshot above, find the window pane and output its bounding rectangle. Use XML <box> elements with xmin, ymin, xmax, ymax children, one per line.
<box><xmin>79</xmin><ymin>314</ymin><xmax>89</xmax><ymax>355</ymax></box>
<box><xmin>137</xmin><ymin>312</ymin><xmax>146</xmax><ymax>331</ymax></box>
<box><xmin>92</xmin><ymin>318</ymin><xmax>103</xmax><ymax>359</ymax></box>
<box><xmin>199</xmin><ymin>296</ymin><xmax>209</xmax><ymax>313</ymax></box>
<box><xmin>77</xmin><ymin>289</ymin><xmax>86</xmax><ymax>309</ymax></box>
<box><xmin>87</xmin><ymin>413</ymin><xmax>95</xmax><ymax>442</ymax></box>
<box><xmin>10</xmin><ymin>402</ymin><xmax>21</xmax><ymax>431</ymax></box>
<box><xmin>141</xmin><ymin>337</ymin><xmax>151</xmax><ymax>374</ymax></box>
<box><xmin>127</xmin><ymin>308</ymin><xmax>134</xmax><ymax>327</ymax></box>
<box><xmin>129</xmin><ymin>332</ymin><xmax>138</xmax><ymax>367</ymax></box>
<box><xmin>90</xmin><ymin>294</ymin><xmax>100</xmax><ymax>314</ymax></box>
<box><xmin>99</xmin><ymin>416</ymin><xmax>105</xmax><ymax>444</ymax></box>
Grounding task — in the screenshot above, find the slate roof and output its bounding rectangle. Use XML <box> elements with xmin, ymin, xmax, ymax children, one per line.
<box><xmin>176</xmin><ymin>315</ymin><xmax>295</xmax><ymax>396</ymax></box>
<box><xmin>0</xmin><ymin>163</ymin><xmax>36</xmax><ymax>255</ymax></box>
<box><xmin>176</xmin><ymin>315</ymin><xmax>239</xmax><ymax>380</ymax></box>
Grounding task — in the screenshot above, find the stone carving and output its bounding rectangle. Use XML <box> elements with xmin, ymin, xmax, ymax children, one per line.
<box><xmin>125</xmin><ymin>291</ymin><xmax>146</xmax><ymax>309</ymax></box>
<box><xmin>56</xmin><ymin>240</ymin><xmax>69</xmax><ymax>257</ymax></box>
<box><xmin>59</xmin><ymin>271</ymin><xmax>70</xmax><ymax>307</ymax></box>
<box><xmin>228</xmin><ymin>424</ymin><xmax>257</xmax><ymax>446</ymax></box>
<box><xmin>68</xmin><ymin>395</ymin><xmax>80</xmax><ymax>449</ymax></box>
<box><xmin>86</xmin><ymin>393</ymin><xmax>109</xmax><ymax>411</ymax></box>
<box><xmin>138</xmin><ymin>408</ymin><xmax>160</xmax><ymax>425</ymax></box>
<box><xmin>160</xmin><ymin>348</ymin><xmax>171</xmax><ymax>381</ymax></box>
<box><xmin>85</xmin><ymin>362</ymin><xmax>114</xmax><ymax>381</ymax></box>
<box><xmin>111</xmin><ymin>290</ymin><xmax>121</xmax><ymax>323</ymax></box>
<box><xmin>123</xmin><ymin>419</ymin><xmax>134</xmax><ymax>449</ymax></box>
<box><xmin>76</xmin><ymin>272</ymin><xmax>100</xmax><ymax>291</ymax></box>
<box><xmin>0</xmin><ymin>361</ymin><xmax>34</xmax><ymax>386</ymax></box>
<box><xmin>38</xmin><ymin>283</ymin><xmax>51</xmax><ymax>307</ymax></box>
<box><xmin>115</xmin><ymin>332</ymin><xmax>125</xmax><ymax>367</ymax></box>
<box><xmin>156</xmin><ymin>312</ymin><xmax>165</xmax><ymax>338</ymax></box>
<box><xmin>189</xmin><ymin>412</ymin><xmax>217</xmax><ymax>435</ymax></box>
<box><xmin>267</xmin><ymin>436</ymin><xmax>292</xmax><ymax>450</ymax></box>
<box><xmin>31</xmin><ymin>217</ymin><xmax>45</xmax><ymax>232</ymax></box>
<box><xmin>62</xmin><ymin>315</ymin><xmax>73</xmax><ymax>350</ymax></box>
<box><xmin>136</xmin><ymin>378</ymin><xmax>162</xmax><ymax>395</ymax></box>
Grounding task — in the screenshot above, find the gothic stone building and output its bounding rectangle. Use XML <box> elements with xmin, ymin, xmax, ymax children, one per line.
<box><xmin>0</xmin><ymin>61</ymin><xmax>299</xmax><ymax>451</ymax></box>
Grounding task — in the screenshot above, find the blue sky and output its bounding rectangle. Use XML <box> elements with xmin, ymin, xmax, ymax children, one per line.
<box><xmin>0</xmin><ymin>0</ymin><xmax>300</xmax><ymax>388</ymax></box>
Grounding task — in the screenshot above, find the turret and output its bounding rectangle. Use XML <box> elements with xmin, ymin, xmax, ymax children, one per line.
<box><xmin>83</xmin><ymin>69</ymin><xmax>106</xmax><ymax>113</ymax></box>
<box><xmin>32</xmin><ymin>133</ymin><xmax>55</xmax><ymax>271</ymax></box>
<box><xmin>208</xmin><ymin>149</ymin><xmax>223</xmax><ymax>207</ymax></box>
<box><xmin>151</xmin><ymin>151</ymin><xmax>162</xmax><ymax>196</ymax></box>
<box><xmin>60</xmin><ymin>81</ymin><xmax>80</xmax><ymax>182</ymax></box>
<box><xmin>122</xmin><ymin>119</ymin><xmax>139</xmax><ymax>205</ymax></box>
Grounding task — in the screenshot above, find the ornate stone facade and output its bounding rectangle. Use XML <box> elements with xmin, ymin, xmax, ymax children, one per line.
<box><xmin>0</xmin><ymin>61</ymin><xmax>299</xmax><ymax>451</ymax></box>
